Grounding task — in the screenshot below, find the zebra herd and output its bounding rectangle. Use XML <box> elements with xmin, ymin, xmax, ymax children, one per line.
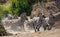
<box><xmin>26</xmin><ymin>12</ymin><xmax>55</xmax><ymax>32</ymax></box>
<box><xmin>6</xmin><ymin>12</ymin><xmax>55</xmax><ymax>32</ymax></box>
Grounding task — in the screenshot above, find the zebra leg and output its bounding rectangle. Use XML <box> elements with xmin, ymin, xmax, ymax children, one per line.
<box><xmin>34</xmin><ymin>25</ymin><xmax>39</xmax><ymax>32</ymax></box>
<box><xmin>37</xmin><ymin>28</ymin><xmax>40</xmax><ymax>31</ymax></box>
<box><xmin>36</xmin><ymin>24</ymin><xmax>41</xmax><ymax>32</ymax></box>
<box><xmin>35</xmin><ymin>26</ymin><xmax>37</xmax><ymax>32</ymax></box>
<box><xmin>44</xmin><ymin>27</ymin><xmax>46</xmax><ymax>30</ymax></box>
<box><xmin>48</xmin><ymin>25</ymin><xmax>52</xmax><ymax>30</ymax></box>
<box><xmin>43</xmin><ymin>25</ymin><xmax>46</xmax><ymax>30</ymax></box>
<box><xmin>33</xmin><ymin>24</ymin><xmax>37</xmax><ymax>32</ymax></box>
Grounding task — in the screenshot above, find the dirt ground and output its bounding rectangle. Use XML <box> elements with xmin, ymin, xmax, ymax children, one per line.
<box><xmin>1</xmin><ymin>21</ymin><xmax>60</xmax><ymax>37</ymax></box>
<box><xmin>2</xmin><ymin>29</ymin><xmax>60</xmax><ymax>37</ymax></box>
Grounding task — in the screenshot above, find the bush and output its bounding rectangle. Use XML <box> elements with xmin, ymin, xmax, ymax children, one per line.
<box><xmin>43</xmin><ymin>0</ymin><xmax>50</xmax><ymax>2</ymax></box>
<box><xmin>0</xmin><ymin>0</ymin><xmax>50</xmax><ymax>17</ymax></box>
<box><xmin>11</xmin><ymin>0</ymin><xmax>31</xmax><ymax>16</ymax></box>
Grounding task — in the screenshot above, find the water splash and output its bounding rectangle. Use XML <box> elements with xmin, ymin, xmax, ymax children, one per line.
<box><xmin>1</xmin><ymin>17</ymin><xmax>35</xmax><ymax>35</ymax></box>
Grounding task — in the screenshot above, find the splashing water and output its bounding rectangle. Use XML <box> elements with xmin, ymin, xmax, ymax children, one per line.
<box><xmin>1</xmin><ymin>17</ymin><xmax>35</xmax><ymax>35</ymax></box>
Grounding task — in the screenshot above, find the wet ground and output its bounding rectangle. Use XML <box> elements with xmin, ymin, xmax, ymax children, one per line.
<box><xmin>1</xmin><ymin>21</ymin><xmax>60</xmax><ymax>37</ymax></box>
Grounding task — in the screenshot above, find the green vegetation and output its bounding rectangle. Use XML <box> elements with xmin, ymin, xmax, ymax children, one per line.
<box><xmin>43</xmin><ymin>0</ymin><xmax>50</xmax><ymax>2</ymax></box>
<box><xmin>0</xmin><ymin>0</ymin><xmax>50</xmax><ymax>16</ymax></box>
<box><xmin>0</xmin><ymin>0</ymin><xmax>50</xmax><ymax>21</ymax></box>
<box><xmin>11</xmin><ymin>0</ymin><xmax>32</xmax><ymax>16</ymax></box>
<box><xmin>0</xmin><ymin>0</ymin><xmax>50</xmax><ymax>20</ymax></box>
<box><xmin>0</xmin><ymin>0</ymin><xmax>50</xmax><ymax>36</ymax></box>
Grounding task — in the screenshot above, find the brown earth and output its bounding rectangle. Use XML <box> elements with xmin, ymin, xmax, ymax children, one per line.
<box><xmin>1</xmin><ymin>21</ymin><xmax>60</xmax><ymax>37</ymax></box>
<box><xmin>2</xmin><ymin>29</ymin><xmax>60</xmax><ymax>37</ymax></box>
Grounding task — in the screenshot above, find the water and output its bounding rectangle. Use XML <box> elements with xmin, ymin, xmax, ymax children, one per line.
<box><xmin>1</xmin><ymin>17</ymin><xmax>35</xmax><ymax>35</ymax></box>
<box><xmin>2</xmin><ymin>17</ymin><xmax>54</xmax><ymax>35</ymax></box>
